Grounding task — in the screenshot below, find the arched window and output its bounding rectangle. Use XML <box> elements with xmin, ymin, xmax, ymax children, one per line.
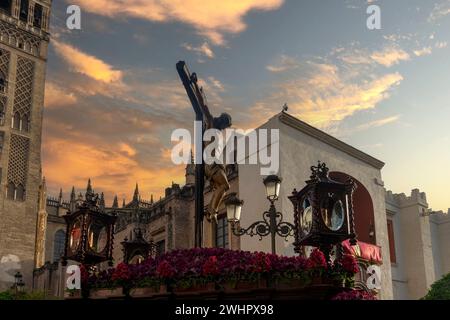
<box><xmin>33</xmin><ymin>3</ymin><xmax>43</xmax><ymax>28</ymax></box>
<box><xmin>53</xmin><ymin>230</ymin><xmax>66</xmax><ymax>262</ymax></box>
<box><xmin>12</xmin><ymin>112</ymin><xmax>20</xmax><ymax>130</ymax></box>
<box><xmin>19</xmin><ymin>0</ymin><xmax>29</xmax><ymax>22</ymax></box>
<box><xmin>0</xmin><ymin>1</ymin><xmax>12</xmax><ymax>14</ymax></box>
<box><xmin>32</xmin><ymin>45</ymin><xmax>39</xmax><ymax>55</ymax></box>
<box><xmin>215</xmin><ymin>216</ymin><xmax>229</xmax><ymax>248</ymax></box>
<box><xmin>21</xmin><ymin>114</ymin><xmax>29</xmax><ymax>132</ymax></box>
<box><xmin>0</xmin><ymin>71</ymin><xmax>6</xmax><ymax>93</ymax></box>
<box><xmin>16</xmin><ymin>184</ymin><xmax>24</xmax><ymax>201</ymax></box>
<box><xmin>6</xmin><ymin>182</ymin><xmax>15</xmax><ymax>200</ymax></box>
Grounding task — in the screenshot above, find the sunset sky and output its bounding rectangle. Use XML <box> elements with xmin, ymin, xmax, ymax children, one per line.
<box><xmin>43</xmin><ymin>0</ymin><xmax>450</xmax><ymax>211</ymax></box>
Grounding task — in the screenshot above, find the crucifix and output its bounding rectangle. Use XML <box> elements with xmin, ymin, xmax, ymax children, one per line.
<box><xmin>176</xmin><ymin>61</ymin><xmax>232</xmax><ymax>247</ymax></box>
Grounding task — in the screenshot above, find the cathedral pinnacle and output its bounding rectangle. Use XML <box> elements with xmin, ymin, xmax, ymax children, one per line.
<box><xmin>133</xmin><ymin>183</ymin><xmax>140</xmax><ymax>202</ymax></box>
<box><xmin>99</xmin><ymin>192</ymin><xmax>105</xmax><ymax>209</ymax></box>
<box><xmin>112</xmin><ymin>195</ymin><xmax>119</xmax><ymax>208</ymax></box>
<box><xmin>70</xmin><ymin>186</ymin><xmax>76</xmax><ymax>201</ymax></box>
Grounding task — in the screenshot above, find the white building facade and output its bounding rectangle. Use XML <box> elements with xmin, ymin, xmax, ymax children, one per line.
<box><xmin>238</xmin><ymin>111</ymin><xmax>392</xmax><ymax>299</ymax></box>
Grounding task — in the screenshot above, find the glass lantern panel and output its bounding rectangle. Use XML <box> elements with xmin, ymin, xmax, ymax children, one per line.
<box><xmin>321</xmin><ymin>197</ymin><xmax>345</xmax><ymax>231</ymax></box>
<box><xmin>234</xmin><ymin>205</ymin><xmax>242</xmax><ymax>221</ymax></box>
<box><xmin>301</xmin><ymin>198</ymin><xmax>313</xmax><ymax>235</ymax></box>
<box><xmin>330</xmin><ymin>200</ymin><xmax>345</xmax><ymax>231</ymax></box>
<box><xmin>88</xmin><ymin>220</ymin><xmax>108</xmax><ymax>253</ymax></box>
<box><xmin>129</xmin><ymin>255</ymin><xmax>145</xmax><ymax>265</ymax></box>
<box><xmin>265</xmin><ymin>181</ymin><xmax>277</xmax><ymax>199</ymax></box>
<box><xmin>69</xmin><ymin>217</ymin><xmax>82</xmax><ymax>252</ymax></box>
<box><xmin>227</xmin><ymin>204</ymin><xmax>236</xmax><ymax>221</ymax></box>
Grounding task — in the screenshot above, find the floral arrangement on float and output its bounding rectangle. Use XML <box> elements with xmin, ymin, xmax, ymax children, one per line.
<box><xmin>81</xmin><ymin>247</ymin><xmax>375</xmax><ymax>300</ymax></box>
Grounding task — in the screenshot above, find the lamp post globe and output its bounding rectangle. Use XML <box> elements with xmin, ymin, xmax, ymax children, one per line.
<box><xmin>263</xmin><ymin>175</ymin><xmax>282</xmax><ymax>202</ymax></box>
<box><xmin>225</xmin><ymin>192</ymin><xmax>244</xmax><ymax>223</ymax></box>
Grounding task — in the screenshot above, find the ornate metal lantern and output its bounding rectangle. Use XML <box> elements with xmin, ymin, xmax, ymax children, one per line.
<box><xmin>289</xmin><ymin>162</ymin><xmax>357</xmax><ymax>259</ymax></box>
<box><xmin>121</xmin><ymin>228</ymin><xmax>156</xmax><ymax>264</ymax></box>
<box><xmin>63</xmin><ymin>190</ymin><xmax>116</xmax><ymax>266</ymax></box>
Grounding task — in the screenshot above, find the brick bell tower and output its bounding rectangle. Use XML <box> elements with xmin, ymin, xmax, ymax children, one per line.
<box><xmin>0</xmin><ymin>0</ymin><xmax>51</xmax><ymax>290</ymax></box>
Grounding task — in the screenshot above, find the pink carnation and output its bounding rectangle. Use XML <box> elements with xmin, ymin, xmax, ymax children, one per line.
<box><xmin>306</xmin><ymin>248</ymin><xmax>327</xmax><ymax>269</ymax></box>
<box><xmin>156</xmin><ymin>260</ymin><xmax>175</xmax><ymax>278</ymax></box>
<box><xmin>341</xmin><ymin>254</ymin><xmax>359</xmax><ymax>274</ymax></box>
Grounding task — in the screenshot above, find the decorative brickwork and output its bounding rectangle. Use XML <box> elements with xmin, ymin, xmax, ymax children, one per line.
<box><xmin>0</xmin><ymin>19</ymin><xmax>41</xmax><ymax>56</ymax></box>
<box><xmin>7</xmin><ymin>133</ymin><xmax>30</xmax><ymax>188</ymax></box>
<box><xmin>13</xmin><ymin>56</ymin><xmax>34</xmax><ymax>117</ymax></box>
<box><xmin>0</xmin><ymin>47</ymin><xmax>10</xmax><ymax>77</ymax></box>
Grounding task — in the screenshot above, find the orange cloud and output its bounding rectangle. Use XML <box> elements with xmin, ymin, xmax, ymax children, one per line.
<box><xmin>413</xmin><ymin>47</ymin><xmax>433</xmax><ymax>57</ymax></box>
<box><xmin>355</xmin><ymin>115</ymin><xmax>400</xmax><ymax>131</ymax></box>
<box><xmin>73</xmin><ymin>0</ymin><xmax>284</xmax><ymax>45</ymax></box>
<box><xmin>41</xmin><ymin>73</ymin><xmax>192</xmax><ymax>201</ymax></box>
<box><xmin>266</xmin><ymin>54</ymin><xmax>301</xmax><ymax>73</ymax></box>
<box><xmin>333</xmin><ymin>45</ymin><xmax>411</xmax><ymax>67</ymax></box>
<box><xmin>248</xmin><ymin>57</ymin><xmax>403</xmax><ymax>129</ymax></box>
<box><xmin>44</xmin><ymin>82</ymin><xmax>77</xmax><ymax>108</ymax></box>
<box><xmin>43</xmin><ymin>136</ymin><xmax>185</xmax><ymax>202</ymax></box>
<box><xmin>118</xmin><ymin>142</ymin><xmax>137</xmax><ymax>157</ymax></box>
<box><xmin>52</xmin><ymin>40</ymin><xmax>123</xmax><ymax>83</ymax></box>
<box><xmin>370</xmin><ymin>47</ymin><xmax>410</xmax><ymax>67</ymax></box>
<box><xmin>296</xmin><ymin>72</ymin><xmax>403</xmax><ymax>126</ymax></box>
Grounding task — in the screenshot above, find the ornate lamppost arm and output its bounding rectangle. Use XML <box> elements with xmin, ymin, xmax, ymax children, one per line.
<box><xmin>230</xmin><ymin>220</ymin><xmax>271</xmax><ymax>240</ymax></box>
<box><xmin>275</xmin><ymin>221</ymin><xmax>296</xmax><ymax>240</ymax></box>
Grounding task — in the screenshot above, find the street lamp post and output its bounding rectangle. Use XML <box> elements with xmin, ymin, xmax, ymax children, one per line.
<box><xmin>121</xmin><ymin>227</ymin><xmax>158</xmax><ymax>264</ymax></box>
<box><xmin>12</xmin><ymin>272</ymin><xmax>25</xmax><ymax>298</ymax></box>
<box><xmin>225</xmin><ymin>175</ymin><xmax>295</xmax><ymax>255</ymax></box>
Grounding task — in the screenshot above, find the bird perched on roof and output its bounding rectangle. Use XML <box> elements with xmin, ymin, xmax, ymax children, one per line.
<box><xmin>282</xmin><ymin>103</ymin><xmax>288</xmax><ymax>112</ymax></box>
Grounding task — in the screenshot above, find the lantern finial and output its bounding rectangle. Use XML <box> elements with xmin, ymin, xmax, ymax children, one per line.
<box><xmin>310</xmin><ymin>161</ymin><xmax>329</xmax><ymax>181</ymax></box>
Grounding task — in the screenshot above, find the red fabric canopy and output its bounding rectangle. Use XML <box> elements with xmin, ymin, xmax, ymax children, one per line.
<box><xmin>342</xmin><ymin>240</ymin><xmax>382</xmax><ymax>264</ymax></box>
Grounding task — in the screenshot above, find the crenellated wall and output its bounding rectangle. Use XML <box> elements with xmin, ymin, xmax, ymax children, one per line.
<box><xmin>386</xmin><ymin>188</ymin><xmax>450</xmax><ymax>300</ymax></box>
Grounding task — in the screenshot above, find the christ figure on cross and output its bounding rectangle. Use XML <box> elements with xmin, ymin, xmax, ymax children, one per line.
<box><xmin>176</xmin><ymin>61</ymin><xmax>232</xmax><ymax>225</ymax></box>
<box><xmin>192</xmin><ymin>74</ymin><xmax>232</xmax><ymax>223</ymax></box>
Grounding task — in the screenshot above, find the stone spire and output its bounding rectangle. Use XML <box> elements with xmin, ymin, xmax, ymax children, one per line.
<box><xmin>58</xmin><ymin>188</ymin><xmax>63</xmax><ymax>204</ymax></box>
<box><xmin>150</xmin><ymin>194</ymin><xmax>154</xmax><ymax>204</ymax></box>
<box><xmin>69</xmin><ymin>186</ymin><xmax>76</xmax><ymax>212</ymax></box>
<box><xmin>185</xmin><ymin>149</ymin><xmax>195</xmax><ymax>185</ymax></box>
<box><xmin>99</xmin><ymin>192</ymin><xmax>105</xmax><ymax>210</ymax></box>
<box><xmin>70</xmin><ymin>186</ymin><xmax>76</xmax><ymax>201</ymax></box>
<box><xmin>85</xmin><ymin>178</ymin><xmax>94</xmax><ymax>200</ymax></box>
<box><xmin>133</xmin><ymin>183</ymin><xmax>139</xmax><ymax>202</ymax></box>
<box><xmin>112</xmin><ymin>195</ymin><xmax>119</xmax><ymax>208</ymax></box>
<box><xmin>122</xmin><ymin>198</ymin><xmax>126</xmax><ymax>208</ymax></box>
